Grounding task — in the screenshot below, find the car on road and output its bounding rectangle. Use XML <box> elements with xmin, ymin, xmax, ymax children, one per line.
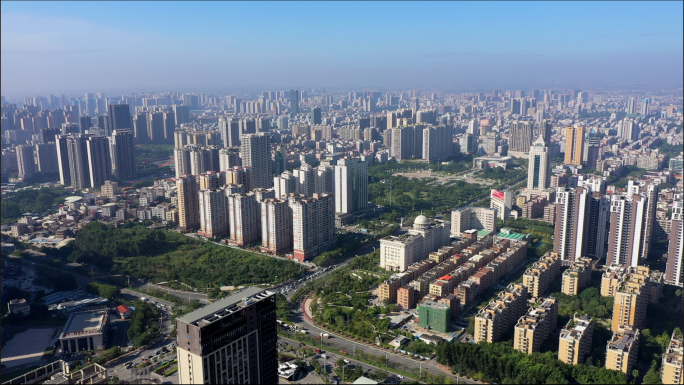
<box><xmin>343</xmin><ymin>359</ymin><xmax>350</xmax><ymax>364</ymax></box>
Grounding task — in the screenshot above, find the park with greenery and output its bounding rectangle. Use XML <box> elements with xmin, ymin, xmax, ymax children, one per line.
<box><xmin>1</xmin><ymin>187</ymin><xmax>75</xmax><ymax>224</ymax></box>
<box><xmin>312</xmin><ymin>224</ymin><xmax>398</xmax><ymax>266</ymax></box>
<box><xmin>501</xmin><ymin>218</ymin><xmax>554</xmax><ymax>258</ymax></box>
<box><xmin>63</xmin><ymin>222</ymin><xmax>304</xmax><ymax>288</ymax></box>
<box><xmin>475</xmin><ymin>164</ymin><xmax>528</xmax><ymax>185</ymax></box>
<box><xmin>368</xmin><ymin>167</ymin><xmax>488</xmax><ymax>221</ymax></box>
<box><xmin>127</xmin><ymin>298</ymin><xmax>161</xmax><ymax>347</ymax></box>
<box><xmin>436</xmin><ymin>340</ymin><xmax>628</xmax><ymax>384</ymax></box>
<box><xmin>366</xmin><ymin>156</ymin><xmax>529</xmax><ymax>226</ymax></box>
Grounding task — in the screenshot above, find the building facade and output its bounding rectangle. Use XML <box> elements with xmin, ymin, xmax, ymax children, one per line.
<box><xmin>514</xmin><ymin>298</ymin><xmax>558</xmax><ymax>354</ymax></box>
<box><xmin>451</xmin><ymin>207</ymin><xmax>497</xmax><ymax>237</ymax></box>
<box><xmin>289</xmin><ymin>193</ymin><xmax>335</xmax><ymax>262</ymax></box>
<box><xmin>177</xmin><ymin>174</ymin><xmax>200</xmax><ymax>231</ymax></box>
<box><xmin>198</xmin><ymin>189</ymin><xmax>228</xmax><ymax>238</ymax></box>
<box><xmin>558</xmin><ymin>314</ymin><xmax>593</xmax><ymax>365</ymax></box>
<box><xmin>605</xmin><ymin>327</ymin><xmax>640</xmax><ymax>376</ymax></box>
<box><xmin>176</xmin><ymin>287</ymin><xmax>277</xmax><ymax>384</ymax></box>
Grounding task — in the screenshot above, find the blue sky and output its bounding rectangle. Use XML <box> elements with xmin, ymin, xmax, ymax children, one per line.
<box><xmin>1</xmin><ymin>1</ymin><xmax>682</xmax><ymax>96</ymax></box>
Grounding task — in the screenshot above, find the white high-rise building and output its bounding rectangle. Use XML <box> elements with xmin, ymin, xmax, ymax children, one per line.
<box><xmin>274</xmin><ymin>171</ymin><xmax>297</xmax><ymax>199</ymax></box>
<box><xmin>294</xmin><ymin>163</ymin><xmax>316</xmax><ymax>197</ymax></box>
<box><xmin>666</xmin><ymin>202</ymin><xmax>683</xmax><ymax>287</ymax></box>
<box><xmin>467</xmin><ymin>119</ymin><xmax>479</xmax><ymax>135</ymax></box>
<box><xmin>228</xmin><ymin>192</ymin><xmax>260</xmax><ymax>247</ymax></box>
<box><xmin>219</xmin><ymin>148</ymin><xmax>241</xmax><ymax>171</ymax></box>
<box><xmin>618</xmin><ymin>119</ymin><xmax>639</xmax><ymax>141</ymax></box>
<box><xmin>554</xmin><ymin>187</ymin><xmax>592</xmax><ymax>262</ymax></box>
<box><xmin>316</xmin><ymin>165</ymin><xmax>334</xmax><ymax>195</ymax></box>
<box><xmin>174</xmin><ymin>146</ymin><xmax>191</xmax><ymax>178</ymax></box>
<box><xmin>606</xmin><ymin>181</ymin><xmax>657</xmax><ymax>268</ymax></box>
<box><xmin>639</xmin><ymin>98</ymin><xmax>649</xmax><ymax>116</ymax></box>
<box><xmin>198</xmin><ymin>189</ymin><xmax>228</xmax><ymax>238</ymax></box>
<box><xmin>66</xmin><ymin>135</ymin><xmax>90</xmax><ymax>189</ymax></box>
<box><xmin>241</xmin><ymin>133</ymin><xmax>272</xmax><ymax>189</ymax></box>
<box><xmin>626</xmin><ymin>97</ymin><xmax>637</xmax><ymax>115</ymax></box>
<box><xmin>451</xmin><ymin>207</ymin><xmax>497</xmax><ymax>236</ymax></box>
<box><xmin>219</xmin><ymin>117</ymin><xmax>240</xmax><ymax>147</ymax></box>
<box><xmin>55</xmin><ymin>135</ymin><xmax>71</xmax><ymax>186</ymax></box>
<box><xmin>527</xmin><ymin>135</ymin><xmax>550</xmax><ymax>192</ymax></box>
<box><xmin>334</xmin><ymin>157</ymin><xmax>368</xmax><ymax>214</ymax></box>
<box><xmin>261</xmin><ymin>198</ymin><xmax>293</xmax><ymax>254</ymax></box>
<box><xmin>289</xmin><ymin>193</ymin><xmax>335</xmax><ymax>262</ymax></box>
<box><xmin>422</xmin><ymin>125</ymin><xmax>452</xmax><ymax>161</ymax></box>
<box><xmin>490</xmin><ymin>189</ymin><xmax>512</xmax><ymax>221</ymax></box>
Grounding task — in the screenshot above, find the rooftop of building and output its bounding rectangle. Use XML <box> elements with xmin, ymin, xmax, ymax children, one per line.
<box><xmin>607</xmin><ymin>328</ymin><xmax>639</xmax><ymax>352</ymax></box>
<box><xmin>477</xmin><ymin>230</ymin><xmax>492</xmax><ymax>238</ymax></box>
<box><xmin>473</xmin><ymin>155</ymin><xmax>513</xmax><ymax>161</ymax></box>
<box><xmin>60</xmin><ymin>309</ymin><xmax>107</xmax><ymax>338</ymax></box>
<box><xmin>495</xmin><ymin>231</ymin><xmax>528</xmax><ymax>240</ymax></box>
<box><xmin>177</xmin><ymin>286</ymin><xmax>271</xmax><ymax>325</ymax></box>
<box><xmin>560</xmin><ymin>314</ymin><xmax>593</xmax><ymax>339</ymax></box>
<box><xmin>419</xmin><ymin>300</ymin><xmax>449</xmax><ymax>311</ymax></box>
<box><xmin>382</xmin><ymin>233</ymin><xmax>423</xmax><ymax>243</ymax></box>
<box><xmin>664</xmin><ymin>333</ymin><xmax>684</xmax><ymax>364</ymax></box>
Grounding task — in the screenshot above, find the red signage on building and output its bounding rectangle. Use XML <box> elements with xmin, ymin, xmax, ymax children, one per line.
<box><xmin>491</xmin><ymin>190</ymin><xmax>505</xmax><ymax>201</ymax></box>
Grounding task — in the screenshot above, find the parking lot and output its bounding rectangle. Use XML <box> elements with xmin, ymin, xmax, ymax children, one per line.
<box><xmin>1</xmin><ymin>327</ymin><xmax>58</xmax><ymax>368</ymax></box>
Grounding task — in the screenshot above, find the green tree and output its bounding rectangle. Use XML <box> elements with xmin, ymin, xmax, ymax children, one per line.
<box><xmin>353</xmin><ymin>364</ymin><xmax>363</xmax><ymax>379</ymax></box>
<box><xmin>293</xmin><ymin>358</ymin><xmax>306</xmax><ymax>370</ymax></box>
<box><xmin>642</xmin><ymin>361</ymin><xmax>661</xmax><ymax>384</ymax></box>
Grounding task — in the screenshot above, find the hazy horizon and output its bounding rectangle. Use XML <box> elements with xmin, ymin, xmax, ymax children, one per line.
<box><xmin>2</xmin><ymin>1</ymin><xmax>683</xmax><ymax>98</ymax></box>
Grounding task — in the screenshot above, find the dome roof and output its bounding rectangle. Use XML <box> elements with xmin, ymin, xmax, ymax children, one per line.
<box><xmin>414</xmin><ymin>215</ymin><xmax>429</xmax><ymax>225</ymax></box>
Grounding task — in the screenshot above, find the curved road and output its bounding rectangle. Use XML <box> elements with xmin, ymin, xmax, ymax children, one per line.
<box><xmin>293</xmin><ymin>296</ymin><xmax>475</xmax><ymax>384</ymax></box>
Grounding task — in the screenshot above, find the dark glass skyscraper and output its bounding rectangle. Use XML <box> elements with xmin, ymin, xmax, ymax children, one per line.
<box><xmin>111</xmin><ymin>129</ymin><xmax>136</xmax><ymax>180</ymax></box>
<box><xmin>175</xmin><ymin>287</ymin><xmax>277</xmax><ymax>384</ymax></box>
<box><xmin>108</xmin><ymin>104</ymin><xmax>132</xmax><ymax>131</ymax></box>
<box><xmin>310</xmin><ymin>107</ymin><xmax>321</xmax><ymax>125</ymax></box>
<box><xmin>290</xmin><ymin>89</ymin><xmax>299</xmax><ymax>118</ymax></box>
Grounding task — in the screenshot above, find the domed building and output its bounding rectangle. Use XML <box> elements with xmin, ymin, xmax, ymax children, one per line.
<box><xmin>380</xmin><ymin>214</ymin><xmax>451</xmax><ymax>272</ymax></box>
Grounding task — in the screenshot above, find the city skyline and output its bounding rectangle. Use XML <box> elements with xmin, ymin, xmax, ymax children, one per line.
<box><xmin>2</xmin><ymin>1</ymin><xmax>683</xmax><ymax>96</ymax></box>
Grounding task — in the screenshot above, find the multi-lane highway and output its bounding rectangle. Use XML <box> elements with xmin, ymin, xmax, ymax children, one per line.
<box><xmin>278</xmin><ymin>335</ymin><xmax>406</xmax><ymax>384</ymax></box>
<box><xmin>105</xmin><ymin>332</ymin><xmax>178</xmax><ymax>384</ymax></box>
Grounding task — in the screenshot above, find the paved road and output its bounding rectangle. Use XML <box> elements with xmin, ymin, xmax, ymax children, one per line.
<box><xmin>278</xmin><ymin>335</ymin><xmax>408</xmax><ymax>384</ymax></box>
<box><xmin>290</xmin><ymin>299</ymin><xmax>476</xmax><ymax>384</ymax></box>
<box><xmin>106</xmin><ymin>332</ymin><xmax>178</xmax><ymax>384</ymax></box>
